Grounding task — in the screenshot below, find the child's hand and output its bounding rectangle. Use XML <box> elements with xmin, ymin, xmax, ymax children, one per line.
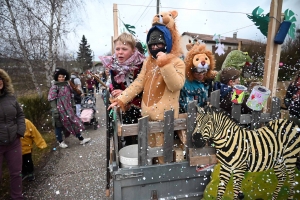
<box><xmin>292</xmin><ymin>94</ymin><xmax>300</xmax><ymax>100</ymax></box>
<box><xmin>107</xmin><ymin>101</ymin><xmax>119</xmax><ymax>110</ymax></box>
<box><xmin>111</xmin><ymin>89</ymin><xmax>123</xmax><ymax>98</ymax></box>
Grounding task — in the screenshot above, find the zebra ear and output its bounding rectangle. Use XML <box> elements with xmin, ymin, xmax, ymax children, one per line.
<box><xmin>203</xmin><ymin>105</ymin><xmax>212</xmax><ymax>114</ymax></box>
<box><xmin>196</xmin><ymin>106</ymin><xmax>205</xmax><ymax>114</ymax></box>
<box><xmin>210</xmin><ymin>106</ymin><xmax>219</xmax><ymax>113</ymax></box>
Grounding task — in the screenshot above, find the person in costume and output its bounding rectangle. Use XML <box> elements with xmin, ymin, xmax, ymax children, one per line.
<box><xmin>108</xmin><ymin>10</ymin><xmax>185</xmax><ymax>164</ymax></box>
<box><xmin>48</xmin><ymin>68</ymin><xmax>91</xmax><ymax>149</ymax></box>
<box><xmin>179</xmin><ymin>44</ymin><xmax>215</xmax><ymax>113</ymax></box>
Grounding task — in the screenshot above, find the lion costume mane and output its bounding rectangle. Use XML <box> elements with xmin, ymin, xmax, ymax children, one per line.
<box><xmin>185</xmin><ymin>44</ymin><xmax>216</xmax><ymax>82</ymax></box>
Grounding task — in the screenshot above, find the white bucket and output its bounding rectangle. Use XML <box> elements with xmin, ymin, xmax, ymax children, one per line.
<box><xmin>119</xmin><ymin>144</ymin><xmax>138</xmax><ymax>168</ymax></box>
<box><xmin>246</xmin><ymin>86</ymin><xmax>271</xmax><ymax>111</ymax></box>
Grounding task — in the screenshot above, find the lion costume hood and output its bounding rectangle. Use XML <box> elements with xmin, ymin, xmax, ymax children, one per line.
<box><xmin>185</xmin><ymin>44</ymin><xmax>216</xmax><ymax>82</ymax></box>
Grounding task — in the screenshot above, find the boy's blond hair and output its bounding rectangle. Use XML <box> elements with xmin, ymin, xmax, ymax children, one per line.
<box><xmin>114</xmin><ymin>33</ymin><xmax>136</xmax><ymax>50</ymax></box>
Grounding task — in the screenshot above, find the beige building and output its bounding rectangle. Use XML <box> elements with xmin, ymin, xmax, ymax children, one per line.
<box><xmin>180</xmin><ymin>32</ymin><xmax>257</xmax><ymax>57</ymax></box>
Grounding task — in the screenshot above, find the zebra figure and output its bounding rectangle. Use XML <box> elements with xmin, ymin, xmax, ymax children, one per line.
<box><xmin>192</xmin><ymin>106</ymin><xmax>300</xmax><ymax>200</ymax></box>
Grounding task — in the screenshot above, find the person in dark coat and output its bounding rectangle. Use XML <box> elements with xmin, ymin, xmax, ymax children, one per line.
<box><xmin>0</xmin><ymin>69</ymin><xmax>25</xmax><ymax>200</ymax></box>
<box><xmin>70</xmin><ymin>72</ymin><xmax>82</xmax><ymax>117</ymax></box>
<box><xmin>48</xmin><ymin>68</ymin><xmax>91</xmax><ymax>149</ymax></box>
<box><xmin>213</xmin><ymin>67</ymin><xmax>241</xmax><ymax>114</ymax></box>
<box><xmin>86</xmin><ymin>74</ymin><xmax>96</xmax><ymax>97</ymax></box>
<box><xmin>79</xmin><ymin>73</ymin><xmax>87</xmax><ymax>96</ymax></box>
<box><xmin>284</xmin><ymin>71</ymin><xmax>300</xmax><ymax>126</ymax></box>
<box><xmin>213</xmin><ymin>67</ymin><xmax>251</xmax><ymax>115</ymax></box>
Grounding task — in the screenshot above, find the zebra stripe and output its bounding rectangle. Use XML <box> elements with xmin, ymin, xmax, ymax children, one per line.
<box><xmin>192</xmin><ymin>106</ymin><xmax>300</xmax><ymax>200</ymax></box>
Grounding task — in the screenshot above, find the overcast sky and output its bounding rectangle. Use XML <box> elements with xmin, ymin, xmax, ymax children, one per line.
<box><xmin>66</xmin><ymin>0</ymin><xmax>300</xmax><ymax>61</ymax></box>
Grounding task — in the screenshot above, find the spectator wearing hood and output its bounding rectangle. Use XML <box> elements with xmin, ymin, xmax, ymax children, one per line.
<box><xmin>0</xmin><ymin>69</ymin><xmax>25</xmax><ymax>200</ymax></box>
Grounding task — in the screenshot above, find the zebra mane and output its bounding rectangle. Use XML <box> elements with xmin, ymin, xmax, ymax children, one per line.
<box><xmin>203</xmin><ymin>105</ymin><xmax>241</xmax><ymax>125</ymax></box>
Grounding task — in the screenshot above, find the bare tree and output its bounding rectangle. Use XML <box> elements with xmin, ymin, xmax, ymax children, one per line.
<box><xmin>0</xmin><ymin>0</ymin><xmax>85</xmax><ymax>93</ymax></box>
<box><xmin>2</xmin><ymin>0</ymin><xmax>44</xmax><ymax>95</ymax></box>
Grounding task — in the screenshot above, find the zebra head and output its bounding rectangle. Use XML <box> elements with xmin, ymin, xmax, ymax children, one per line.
<box><xmin>192</xmin><ymin>106</ymin><xmax>214</xmax><ymax>148</ymax></box>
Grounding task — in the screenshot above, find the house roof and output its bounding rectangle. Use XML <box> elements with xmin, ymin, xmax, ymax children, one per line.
<box><xmin>182</xmin><ymin>32</ymin><xmax>257</xmax><ymax>45</ymax></box>
<box><xmin>93</xmin><ymin>61</ymin><xmax>103</xmax><ymax>66</ymax></box>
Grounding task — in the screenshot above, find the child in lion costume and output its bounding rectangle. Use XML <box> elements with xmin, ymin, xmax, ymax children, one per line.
<box><xmin>179</xmin><ymin>44</ymin><xmax>216</xmax><ymax>113</ymax></box>
<box><xmin>109</xmin><ymin>10</ymin><xmax>185</xmax><ymax>164</ymax></box>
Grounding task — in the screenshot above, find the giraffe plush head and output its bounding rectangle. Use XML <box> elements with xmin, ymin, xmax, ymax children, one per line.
<box><xmin>152</xmin><ymin>10</ymin><xmax>178</xmax><ymax>29</ymax></box>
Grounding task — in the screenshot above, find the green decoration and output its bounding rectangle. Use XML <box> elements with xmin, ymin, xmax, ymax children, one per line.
<box><xmin>247</xmin><ymin>7</ymin><xmax>297</xmax><ymax>39</ymax></box>
<box><xmin>141</xmin><ymin>42</ymin><xmax>148</xmax><ymax>54</ymax></box>
<box><xmin>221</xmin><ymin>50</ymin><xmax>253</xmax><ymax>70</ymax></box>
<box><xmin>247</xmin><ymin>6</ymin><xmax>269</xmax><ymax>37</ymax></box>
<box><xmin>122</xmin><ymin>22</ymin><xmax>136</xmax><ymax>36</ymax></box>
<box><xmin>215</xmin><ymin>50</ymin><xmax>253</xmax><ymax>82</ymax></box>
<box><xmin>203</xmin><ymin>163</ymin><xmax>300</xmax><ymax>200</ymax></box>
<box><xmin>284</xmin><ymin>9</ymin><xmax>297</xmax><ymax>39</ymax></box>
<box><xmin>120</xmin><ymin>21</ymin><xmax>147</xmax><ymax>54</ymax></box>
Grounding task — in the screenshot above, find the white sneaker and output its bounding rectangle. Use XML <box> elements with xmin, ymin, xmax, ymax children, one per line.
<box><xmin>80</xmin><ymin>138</ymin><xmax>91</xmax><ymax>145</ymax></box>
<box><xmin>59</xmin><ymin>141</ymin><xmax>68</xmax><ymax>148</ymax></box>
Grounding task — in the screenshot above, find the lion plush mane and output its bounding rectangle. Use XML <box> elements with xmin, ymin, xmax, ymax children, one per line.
<box><xmin>185</xmin><ymin>44</ymin><xmax>216</xmax><ymax>81</ymax></box>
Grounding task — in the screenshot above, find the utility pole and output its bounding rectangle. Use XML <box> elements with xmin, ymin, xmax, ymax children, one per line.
<box><xmin>113</xmin><ymin>4</ymin><xmax>119</xmax><ymax>54</ymax></box>
<box><xmin>156</xmin><ymin>0</ymin><xmax>160</xmax><ymax>14</ymax></box>
<box><xmin>262</xmin><ymin>0</ymin><xmax>283</xmax><ymax>112</ymax></box>
<box><xmin>113</xmin><ymin>4</ymin><xmax>119</xmax><ymax>40</ymax></box>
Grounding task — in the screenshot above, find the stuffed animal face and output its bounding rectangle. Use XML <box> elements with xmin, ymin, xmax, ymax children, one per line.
<box><xmin>221</xmin><ymin>50</ymin><xmax>253</xmax><ymax>70</ymax></box>
<box><xmin>186</xmin><ymin>39</ymin><xmax>200</xmax><ymax>51</ymax></box>
<box><xmin>193</xmin><ymin>53</ymin><xmax>211</xmax><ymax>73</ymax></box>
<box><xmin>185</xmin><ymin>44</ymin><xmax>216</xmax><ymax>82</ymax></box>
<box><xmin>152</xmin><ymin>10</ymin><xmax>178</xmax><ymax>29</ymax></box>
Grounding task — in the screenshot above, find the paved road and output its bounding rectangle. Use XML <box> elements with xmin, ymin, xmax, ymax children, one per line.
<box><xmin>23</xmin><ymin>94</ymin><xmax>112</xmax><ymax>200</ymax></box>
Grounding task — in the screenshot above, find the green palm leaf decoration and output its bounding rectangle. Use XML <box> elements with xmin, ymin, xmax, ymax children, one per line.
<box><xmin>247</xmin><ymin>7</ymin><xmax>297</xmax><ymax>39</ymax></box>
<box><xmin>247</xmin><ymin>6</ymin><xmax>269</xmax><ymax>37</ymax></box>
<box><xmin>284</xmin><ymin>9</ymin><xmax>297</xmax><ymax>39</ymax></box>
<box><xmin>123</xmin><ymin>22</ymin><xmax>136</xmax><ymax>36</ymax></box>
<box><xmin>141</xmin><ymin>42</ymin><xmax>148</xmax><ymax>54</ymax></box>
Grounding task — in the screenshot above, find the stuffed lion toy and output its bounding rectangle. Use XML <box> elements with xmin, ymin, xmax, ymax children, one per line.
<box><xmin>185</xmin><ymin>44</ymin><xmax>216</xmax><ymax>81</ymax></box>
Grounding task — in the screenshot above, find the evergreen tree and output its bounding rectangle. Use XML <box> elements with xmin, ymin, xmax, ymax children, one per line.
<box><xmin>77</xmin><ymin>35</ymin><xmax>93</xmax><ymax>72</ymax></box>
